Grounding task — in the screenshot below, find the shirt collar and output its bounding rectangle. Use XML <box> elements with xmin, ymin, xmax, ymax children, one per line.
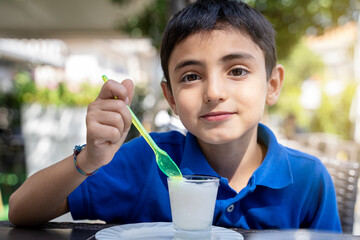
<box><xmin>179</xmin><ymin>124</ymin><xmax>293</xmax><ymax>189</ymax></box>
<box><xmin>254</xmin><ymin>123</ymin><xmax>293</xmax><ymax>189</ymax></box>
<box><xmin>179</xmin><ymin>132</ymin><xmax>219</xmax><ymax>177</ymax></box>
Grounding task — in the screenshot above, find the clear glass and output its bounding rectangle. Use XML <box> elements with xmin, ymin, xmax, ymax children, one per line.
<box><xmin>168</xmin><ymin>175</ymin><xmax>219</xmax><ymax>236</ymax></box>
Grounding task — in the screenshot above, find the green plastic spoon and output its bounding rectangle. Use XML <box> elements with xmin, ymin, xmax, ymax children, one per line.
<box><xmin>102</xmin><ymin>75</ymin><xmax>182</xmax><ymax>179</ymax></box>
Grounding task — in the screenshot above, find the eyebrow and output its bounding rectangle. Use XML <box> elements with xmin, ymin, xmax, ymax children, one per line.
<box><xmin>173</xmin><ymin>52</ymin><xmax>256</xmax><ymax>72</ymax></box>
<box><xmin>220</xmin><ymin>52</ymin><xmax>256</xmax><ymax>62</ymax></box>
<box><xmin>174</xmin><ymin>60</ymin><xmax>205</xmax><ymax>72</ymax></box>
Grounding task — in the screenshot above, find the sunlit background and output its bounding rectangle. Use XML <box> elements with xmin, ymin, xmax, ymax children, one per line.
<box><xmin>0</xmin><ymin>0</ymin><xmax>360</xmax><ymax>234</ymax></box>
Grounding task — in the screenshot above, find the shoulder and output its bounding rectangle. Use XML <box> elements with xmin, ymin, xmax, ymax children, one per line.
<box><xmin>283</xmin><ymin>148</ymin><xmax>342</xmax><ymax>230</ymax></box>
<box><xmin>259</xmin><ymin>123</ymin><xmax>330</xmax><ymax>179</ymax></box>
<box><xmin>259</xmin><ymin>123</ymin><xmax>329</xmax><ymax>178</ymax></box>
<box><xmin>285</xmin><ymin>147</ymin><xmax>321</xmax><ymax>165</ymax></box>
<box><xmin>285</xmin><ymin>147</ymin><xmax>329</xmax><ymax>176</ymax></box>
<box><xmin>283</xmin><ymin>146</ymin><xmax>335</xmax><ymax>195</ymax></box>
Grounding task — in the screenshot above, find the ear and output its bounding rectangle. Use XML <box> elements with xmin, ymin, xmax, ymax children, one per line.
<box><xmin>266</xmin><ymin>64</ymin><xmax>285</xmax><ymax>106</ymax></box>
<box><xmin>161</xmin><ymin>81</ymin><xmax>178</xmax><ymax>115</ymax></box>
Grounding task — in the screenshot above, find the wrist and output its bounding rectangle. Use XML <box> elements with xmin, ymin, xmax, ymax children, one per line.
<box><xmin>73</xmin><ymin>145</ymin><xmax>99</xmax><ymax>176</ymax></box>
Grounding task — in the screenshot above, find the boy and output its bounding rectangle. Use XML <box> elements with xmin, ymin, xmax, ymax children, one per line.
<box><xmin>9</xmin><ymin>0</ymin><xmax>341</xmax><ymax>232</ymax></box>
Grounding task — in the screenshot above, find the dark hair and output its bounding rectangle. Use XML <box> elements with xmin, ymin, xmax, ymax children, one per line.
<box><xmin>160</xmin><ymin>0</ymin><xmax>277</xmax><ymax>89</ymax></box>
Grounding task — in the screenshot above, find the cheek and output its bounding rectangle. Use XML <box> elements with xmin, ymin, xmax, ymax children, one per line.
<box><xmin>172</xmin><ymin>90</ymin><xmax>201</xmax><ymax>127</ymax></box>
<box><xmin>234</xmin><ymin>81</ymin><xmax>267</xmax><ymax>110</ymax></box>
<box><xmin>174</xmin><ymin>92</ymin><xmax>194</xmax><ymax>114</ymax></box>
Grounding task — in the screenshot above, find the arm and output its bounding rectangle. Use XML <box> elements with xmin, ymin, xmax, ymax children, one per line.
<box><xmin>8</xmin><ymin>79</ymin><xmax>134</xmax><ymax>226</ymax></box>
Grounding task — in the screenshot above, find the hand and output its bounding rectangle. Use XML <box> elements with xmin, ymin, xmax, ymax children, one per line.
<box><xmin>84</xmin><ymin>79</ymin><xmax>134</xmax><ymax>170</ymax></box>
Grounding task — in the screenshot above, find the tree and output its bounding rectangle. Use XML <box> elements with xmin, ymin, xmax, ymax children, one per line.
<box><xmin>244</xmin><ymin>0</ymin><xmax>360</xmax><ymax>59</ymax></box>
<box><xmin>114</xmin><ymin>0</ymin><xmax>359</xmax><ymax>60</ymax></box>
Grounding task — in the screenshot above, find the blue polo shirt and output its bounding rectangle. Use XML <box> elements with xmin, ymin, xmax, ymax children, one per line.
<box><xmin>68</xmin><ymin>124</ymin><xmax>341</xmax><ymax>232</ymax></box>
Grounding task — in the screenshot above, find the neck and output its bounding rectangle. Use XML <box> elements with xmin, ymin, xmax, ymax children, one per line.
<box><xmin>197</xmin><ymin>129</ymin><xmax>266</xmax><ymax>192</ymax></box>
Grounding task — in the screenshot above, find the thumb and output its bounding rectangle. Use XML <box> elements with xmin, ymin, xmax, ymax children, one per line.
<box><xmin>121</xmin><ymin>79</ymin><xmax>134</xmax><ymax>104</ymax></box>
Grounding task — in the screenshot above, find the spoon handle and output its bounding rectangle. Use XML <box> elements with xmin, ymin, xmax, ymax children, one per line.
<box><xmin>126</xmin><ymin>105</ymin><xmax>158</xmax><ymax>153</ymax></box>
<box><xmin>102</xmin><ymin>75</ymin><xmax>158</xmax><ymax>153</ymax></box>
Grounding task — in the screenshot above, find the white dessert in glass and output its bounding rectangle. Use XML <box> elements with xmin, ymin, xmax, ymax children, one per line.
<box><xmin>168</xmin><ymin>175</ymin><xmax>219</xmax><ymax>235</ymax></box>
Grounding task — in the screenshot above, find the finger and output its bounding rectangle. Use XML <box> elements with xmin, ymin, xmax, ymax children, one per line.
<box><xmin>98</xmin><ymin>79</ymin><xmax>130</xmax><ymax>103</ymax></box>
<box><xmin>87</xmin><ymin>112</ymin><xmax>129</xmax><ymax>142</ymax></box>
<box><xmin>88</xmin><ymin>97</ymin><xmax>132</xmax><ymax>122</ymax></box>
<box><xmin>87</xmin><ymin>122</ymin><xmax>122</xmax><ymax>144</ymax></box>
<box><xmin>121</xmin><ymin>79</ymin><xmax>134</xmax><ymax>104</ymax></box>
<box><xmin>92</xmin><ymin>111</ymin><xmax>125</xmax><ymax>129</ymax></box>
<box><xmin>89</xmin><ymin>98</ymin><xmax>127</xmax><ymax>114</ymax></box>
<box><xmin>89</xmin><ymin>110</ymin><xmax>131</xmax><ymax>135</ymax></box>
<box><xmin>87</xmin><ymin>102</ymin><xmax>132</xmax><ymax>131</ymax></box>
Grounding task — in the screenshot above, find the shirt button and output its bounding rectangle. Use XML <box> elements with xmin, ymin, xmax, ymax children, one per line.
<box><xmin>227</xmin><ymin>204</ymin><xmax>234</xmax><ymax>213</ymax></box>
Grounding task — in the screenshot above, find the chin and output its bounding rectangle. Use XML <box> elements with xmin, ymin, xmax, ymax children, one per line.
<box><xmin>198</xmin><ymin>132</ymin><xmax>238</xmax><ymax>145</ymax></box>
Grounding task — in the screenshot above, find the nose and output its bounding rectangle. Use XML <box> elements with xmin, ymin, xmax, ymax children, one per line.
<box><xmin>203</xmin><ymin>77</ymin><xmax>227</xmax><ymax>103</ymax></box>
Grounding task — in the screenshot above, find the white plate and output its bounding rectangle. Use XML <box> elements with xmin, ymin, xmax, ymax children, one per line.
<box><xmin>95</xmin><ymin>222</ymin><xmax>244</xmax><ymax>240</ymax></box>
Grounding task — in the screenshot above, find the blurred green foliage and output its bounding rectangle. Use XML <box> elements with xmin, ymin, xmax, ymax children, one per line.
<box><xmin>244</xmin><ymin>0</ymin><xmax>359</xmax><ymax>60</ymax></box>
<box><xmin>0</xmin><ymin>71</ymin><xmax>150</xmax><ymax>142</ymax></box>
<box><xmin>0</xmin><ymin>204</ymin><xmax>9</xmax><ymax>221</ymax></box>
<box><xmin>118</xmin><ymin>0</ymin><xmax>167</xmax><ymax>49</ymax></box>
<box><xmin>3</xmin><ymin>72</ymin><xmax>149</xmax><ymax>110</ymax></box>
<box><xmin>270</xmin><ymin>40</ymin><xmax>357</xmax><ymax>139</ymax></box>
<box><xmin>117</xmin><ymin>0</ymin><xmax>359</xmax><ymax>61</ymax></box>
<box><xmin>312</xmin><ymin>84</ymin><xmax>356</xmax><ymax>139</ymax></box>
<box><xmin>9</xmin><ymin>72</ymin><xmax>100</xmax><ymax>107</ymax></box>
<box><xmin>272</xmin><ymin>40</ymin><xmax>325</xmax><ymax>121</ymax></box>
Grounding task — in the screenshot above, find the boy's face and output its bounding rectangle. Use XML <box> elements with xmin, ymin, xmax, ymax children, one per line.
<box><xmin>162</xmin><ymin>28</ymin><xmax>283</xmax><ymax>145</ymax></box>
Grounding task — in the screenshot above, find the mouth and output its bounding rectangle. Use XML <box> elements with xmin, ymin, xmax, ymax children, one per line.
<box><xmin>200</xmin><ymin>111</ymin><xmax>234</xmax><ymax>121</ymax></box>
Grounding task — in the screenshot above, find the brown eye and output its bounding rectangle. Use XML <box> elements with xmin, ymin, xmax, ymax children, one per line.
<box><xmin>230</xmin><ymin>68</ymin><xmax>246</xmax><ymax>76</ymax></box>
<box><xmin>181</xmin><ymin>74</ymin><xmax>201</xmax><ymax>82</ymax></box>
